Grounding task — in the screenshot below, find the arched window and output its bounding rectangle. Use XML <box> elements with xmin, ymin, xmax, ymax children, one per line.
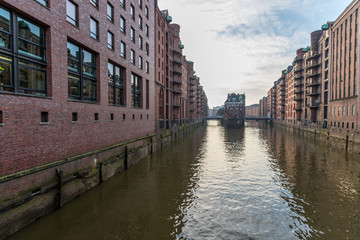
<box><xmin>347</xmin><ymin>105</ymin><xmax>350</xmax><ymax>116</ymax></box>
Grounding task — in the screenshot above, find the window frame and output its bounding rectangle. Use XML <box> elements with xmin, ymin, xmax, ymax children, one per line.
<box><xmin>120</xmin><ymin>41</ymin><xmax>126</xmax><ymax>58</ymax></box>
<box><xmin>130</xmin><ymin>49</ymin><xmax>135</xmax><ymax>64</ymax></box>
<box><xmin>90</xmin><ymin>0</ymin><xmax>98</xmax><ymax>9</ymax></box>
<box><xmin>145</xmin><ymin>24</ymin><xmax>149</xmax><ymax>37</ymax></box>
<box><xmin>145</xmin><ymin>6</ymin><xmax>149</xmax><ymax>19</ymax></box>
<box><xmin>90</xmin><ymin>17</ymin><xmax>99</xmax><ymax>40</ymax></box>
<box><xmin>107</xmin><ymin>2</ymin><xmax>114</xmax><ymax>22</ymax></box>
<box><xmin>67</xmin><ymin>41</ymin><xmax>97</xmax><ymax>102</ymax></box>
<box><xmin>120</xmin><ymin>16</ymin><xmax>126</xmax><ymax>33</ymax></box>
<box><xmin>138</xmin><ymin>55</ymin><xmax>143</xmax><ymax>69</ymax></box>
<box><xmin>130</xmin><ymin>4</ymin><xmax>135</xmax><ymax>20</ymax></box>
<box><xmin>108</xmin><ymin>61</ymin><xmax>125</xmax><ymax>106</ymax></box>
<box><xmin>35</xmin><ymin>0</ymin><xmax>49</xmax><ymax>7</ymax></box>
<box><xmin>107</xmin><ymin>31</ymin><xmax>114</xmax><ymax>50</ymax></box>
<box><xmin>145</xmin><ymin>43</ymin><xmax>149</xmax><ymax>55</ymax></box>
<box><xmin>130</xmin><ymin>27</ymin><xmax>135</xmax><ymax>42</ymax></box>
<box><xmin>66</xmin><ymin>0</ymin><xmax>78</xmax><ymax>27</ymax></box>
<box><xmin>0</xmin><ymin>7</ymin><xmax>47</xmax><ymax>97</ymax></box>
<box><xmin>120</xmin><ymin>0</ymin><xmax>126</xmax><ymax>9</ymax></box>
<box><xmin>139</xmin><ymin>35</ymin><xmax>143</xmax><ymax>49</ymax></box>
<box><xmin>131</xmin><ymin>73</ymin><xmax>142</xmax><ymax>108</ymax></box>
<box><xmin>138</xmin><ymin>15</ymin><xmax>143</xmax><ymax>29</ymax></box>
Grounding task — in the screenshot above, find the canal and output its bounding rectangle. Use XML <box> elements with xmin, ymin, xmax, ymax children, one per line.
<box><xmin>8</xmin><ymin>121</ymin><xmax>360</xmax><ymax>240</ymax></box>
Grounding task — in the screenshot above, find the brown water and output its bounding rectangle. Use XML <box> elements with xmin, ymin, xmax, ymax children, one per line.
<box><xmin>8</xmin><ymin>121</ymin><xmax>360</xmax><ymax>240</ymax></box>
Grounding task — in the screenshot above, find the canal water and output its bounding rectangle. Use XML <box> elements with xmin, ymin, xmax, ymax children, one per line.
<box><xmin>8</xmin><ymin>121</ymin><xmax>360</xmax><ymax>240</ymax></box>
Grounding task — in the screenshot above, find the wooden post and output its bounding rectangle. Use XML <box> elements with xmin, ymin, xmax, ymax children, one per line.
<box><xmin>124</xmin><ymin>146</ymin><xmax>128</xmax><ymax>170</ymax></box>
<box><xmin>99</xmin><ymin>163</ymin><xmax>103</xmax><ymax>183</ymax></box>
<box><xmin>55</xmin><ymin>169</ymin><xmax>63</xmax><ymax>209</ymax></box>
<box><xmin>346</xmin><ymin>135</ymin><xmax>349</xmax><ymax>152</ymax></box>
<box><xmin>160</xmin><ymin>134</ymin><xmax>163</xmax><ymax>149</ymax></box>
<box><xmin>150</xmin><ymin>137</ymin><xmax>153</xmax><ymax>154</ymax></box>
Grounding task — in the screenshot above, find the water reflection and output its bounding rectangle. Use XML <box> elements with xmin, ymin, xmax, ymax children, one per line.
<box><xmin>8</xmin><ymin>121</ymin><xmax>360</xmax><ymax>240</ymax></box>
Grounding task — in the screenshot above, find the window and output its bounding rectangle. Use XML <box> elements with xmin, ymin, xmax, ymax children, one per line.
<box><xmin>146</xmin><ymin>61</ymin><xmax>149</xmax><ymax>73</ymax></box>
<box><xmin>121</xmin><ymin>42</ymin><xmax>126</xmax><ymax>58</ymax></box>
<box><xmin>131</xmin><ymin>73</ymin><xmax>141</xmax><ymax>108</ymax></box>
<box><xmin>139</xmin><ymin>36</ymin><xmax>143</xmax><ymax>49</ymax></box>
<box><xmin>67</xmin><ymin>41</ymin><xmax>97</xmax><ymax>102</ymax></box>
<box><xmin>107</xmin><ymin>2</ymin><xmax>114</xmax><ymax>22</ymax></box>
<box><xmin>120</xmin><ymin>0</ymin><xmax>125</xmax><ymax>8</ymax></box>
<box><xmin>120</xmin><ymin>16</ymin><xmax>126</xmax><ymax>33</ymax></box>
<box><xmin>108</xmin><ymin>62</ymin><xmax>125</xmax><ymax>106</ymax></box>
<box><xmin>138</xmin><ymin>0</ymin><xmax>142</xmax><ymax>8</ymax></box>
<box><xmin>94</xmin><ymin>113</ymin><xmax>99</xmax><ymax>121</ymax></box>
<box><xmin>90</xmin><ymin>18</ymin><xmax>99</xmax><ymax>40</ymax></box>
<box><xmin>111</xmin><ymin>113</ymin><xmax>114</xmax><ymax>121</ymax></box>
<box><xmin>72</xmin><ymin>112</ymin><xmax>78</xmax><ymax>122</ymax></box>
<box><xmin>138</xmin><ymin>15</ymin><xmax>143</xmax><ymax>29</ymax></box>
<box><xmin>131</xmin><ymin>49</ymin><xmax>135</xmax><ymax>64</ymax></box>
<box><xmin>145</xmin><ymin>6</ymin><xmax>149</xmax><ymax>19</ymax></box>
<box><xmin>130</xmin><ymin>27</ymin><xmax>135</xmax><ymax>42</ymax></box>
<box><xmin>107</xmin><ymin>31</ymin><xmax>114</xmax><ymax>50</ymax></box>
<box><xmin>66</xmin><ymin>0</ymin><xmax>78</xmax><ymax>26</ymax></box>
<box><xmin>0</xmin><ymin>7</ymin><xmax>47</xmax><ymax>96</ymax></box>
<box><xmin>145</xmin><ymin>24</ymin><xmax>149</xmax><ymax>37</ymax></box>
<box><xmin>90</xmin><ymin>0</ymin><xmax>98</xmax><ymax>8</ymax></box>
<box><xmin>36</xmin><ymin>0</ymin><xmax>49</xmax><ymax>7</ymax></box>
<box><xmin>130</xmin><ymin>4</ymin><xmax>135</xmax><ymax>20</ymax></box>
<box><xmin>41</xmin><ymin>112</ymin><xmax>49</xmax><ymax>123</ymax></box>
<box><xmin>145</xmin><ymin>43</ymin><xmax>149</xmax><ymax>55</ymax></box>
<box><xmin>353</xmin><ymin>105</ymin><xmax>356</xmax><ymax>116</ymax></box>
<box><xmin>139</xmin><ymin>56</ymin><xmax>143</xmax><ymax>69</ymax></box>
<box><xmin>0</xmin><ymin>110</ymin><xmax>3</xmax><ymax>124</ymax></box>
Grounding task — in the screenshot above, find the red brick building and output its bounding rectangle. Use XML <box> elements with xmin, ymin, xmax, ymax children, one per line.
<box><xmin>246</xmin><ymin>104</ymin><xmax>260</xmax><ymax>117</ymax></box>
<box><xmin>328</xmin><ymin>0</ymin><xmax>359</xmax><ymax>137</ymax></box>
<box><xmin>0</xmin><ymin>0</ymin><xmax>158</xmax><ymax>176</ymax></box>
<box><xmin>258</xmin><ymin>0</ymin><xmax>359</xmax><ymax>142</ymax></box>
<box><xmin>154</xmin><ymin>9</ymin><xmax>207</xmax><ymax>131</ymax></box>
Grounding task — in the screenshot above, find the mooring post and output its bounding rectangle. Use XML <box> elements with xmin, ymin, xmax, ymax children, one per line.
<box><xmin>124</xmin><ymin>146</ymin><xmax>128</xmax><ymax>170</ymax></box>
<box><xmin>99</xmin><ymin>163</ymin><xmax>103</xmax><ymax>183</ymax></box>
<box><xmin>55</xmin><ymin>169</ymin><xmax>63</xmax><ymax>209</ymax></box>
<box><xmin>346</xmin><ymin>135</ymin><xmax>349</xmax><ymax>152</ymax></box>
<box><xmin>160</xmin><ymin>134</ymin><xmax>163</xmax><ymax>149</ymax></box>
<box><xmin>150</xmin><ymin>137</ymin><xmax>153</xmax><ymax>154</ymax></box>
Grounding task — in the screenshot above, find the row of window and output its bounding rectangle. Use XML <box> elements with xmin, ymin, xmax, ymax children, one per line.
<box><xmin>67</xmin><ymin>0</ymin><xmax>150</xmax><ymax>38</ymax></box>
<box><xmin>68</xmin><ymin>41</ymin><xmax>149</xmax><ymax>108</ymax></box>
<box><xmin>0</xmin><ymin>6</ymin><xmax>150</xmax><ymax>108</ymax></box>
<box><xmin>330</xmin><ymin>121</ymin><xmax>356</xmax><ymax>129</ymax></box>
<box><xmin>0</xmin><ymin>110</ymin><xmax>149</xmax><ymax>126</ymax></box>
<box><xmin>330</xmin><ymin>105</ymin><xmax>356</xmax><ymax>117</ymax></box>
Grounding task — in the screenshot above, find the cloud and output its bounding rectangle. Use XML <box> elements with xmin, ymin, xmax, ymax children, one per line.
<box><xmin>158</xmin><ymin>0</ymin><xmax>353</xmax><ymax>106</ymax></box>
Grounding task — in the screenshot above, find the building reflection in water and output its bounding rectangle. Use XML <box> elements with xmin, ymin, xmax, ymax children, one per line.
<box><xmin>262</xmin><ymin>123</ymin><xmax>360</xmax><ymax>239</ymax></box>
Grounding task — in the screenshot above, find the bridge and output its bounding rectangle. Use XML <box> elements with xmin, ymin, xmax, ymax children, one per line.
<box><xmin>205</xmin><ymin>116</ymin><xmax>271</xmax><ymax>121</ymax></box>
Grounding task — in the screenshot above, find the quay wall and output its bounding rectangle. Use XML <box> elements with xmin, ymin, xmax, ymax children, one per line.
<box><xmin>274</xmin><ymin>120</ymin><xmax>360</xmax><ymax>154</ymax></box>
<box><xmin>0</xmin><ymin>121</ymin><xmax>204</xmax><ymax>240</ymax></box>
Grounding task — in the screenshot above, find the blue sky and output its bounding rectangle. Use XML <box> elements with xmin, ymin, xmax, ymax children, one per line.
<box><xmin>158</xmin><ymin>0</ymin><xmax>353</xmax><ymax>107</ymax></box>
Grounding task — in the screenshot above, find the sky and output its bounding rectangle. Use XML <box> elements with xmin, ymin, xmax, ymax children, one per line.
<box><xmin>158</xmin><ymin>0</ymin><xmax>353</xmax><ymax>107</ymax></box>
